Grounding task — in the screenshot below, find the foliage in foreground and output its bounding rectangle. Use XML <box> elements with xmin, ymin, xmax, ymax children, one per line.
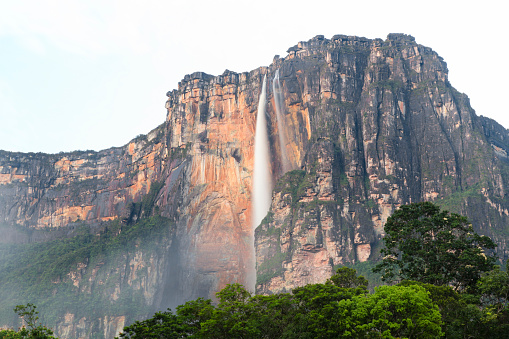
<box><xmin>0</xmin><ymin>304</ymin><xmax>55</xmax><ymax>339</ymax></box>
<box><xmin>116</xmin><ymin>265</ymin><xmax>509</xmax><ymax>338</ymax></box>
<box><xmin>118</xmin><ymin>268</ymin><xmax>443</xmax><ymax>338</ymax></box>
<box><xmin>5</xmin><ymin>265</ymin><xmax>509</xmax><ymax>339</ymax></box>
<box><xmin>373</xmin><ymin>201</ymin><xmax>497</xmax><ymax>292</ymax></box>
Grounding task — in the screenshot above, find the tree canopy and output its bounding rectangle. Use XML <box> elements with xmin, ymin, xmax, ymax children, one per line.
<box><xmin>117</xmin><ymin>268</ymin><xmax>443</xmax><ymax>338</ymax></box>
<box><xmin>4</xmin><ymin>263</ymin><xmax>509</xmax><ymax>338</ymax></box>
<box><xmin>0</xmin><ymin>304</ymin><xmax>55</xmax><ymax>339</ymax></box>
<box><xmin>373</xmin><ymin>201</ymin><xmax>497</xmax><ymax>291</ymax></box>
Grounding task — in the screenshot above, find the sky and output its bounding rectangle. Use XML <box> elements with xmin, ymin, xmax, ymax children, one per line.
<box><xmin>0</xmin><ymin>0</ymin><xmax>507</xmax><ymax>154</ymax></box>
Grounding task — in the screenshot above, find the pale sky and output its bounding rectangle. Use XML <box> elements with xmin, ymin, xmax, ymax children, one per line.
<box><xmin>1</xmin><ymin>0</ymin><xmax>507</xmax><ymax>154</ymax></box>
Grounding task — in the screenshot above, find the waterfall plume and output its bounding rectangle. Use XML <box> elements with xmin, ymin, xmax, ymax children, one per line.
<box><xmin>249</xmin><ymin>74</ymin><xmax>271</xmax><ymax>291</ymax></box>
<box><xmin>252</xmin><ymin>74</ymin><xmax>272</xmax><ymax>229</ymax></box>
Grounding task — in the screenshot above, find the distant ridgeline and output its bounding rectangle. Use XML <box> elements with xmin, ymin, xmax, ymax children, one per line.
<box><xmin>1</xmin><ymin>33</ymin><xmax>509</xmax><ymax>338</ymax></box>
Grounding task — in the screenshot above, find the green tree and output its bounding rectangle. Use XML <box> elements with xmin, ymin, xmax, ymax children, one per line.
<box><xmin>248</xmin><ymin>293</ymin><xmax>296</xmax><ymax>338</ymax></box>
<box><xmin>287</xmin><ymin>283</ymin><xmax>362</xmax><ymax>338</ymax></box>
<box><xmin>117</xmin><ymin>268</ymin><xmax>447</xmax><ymax>339</ymax></box>
<box><xmin>478</xmin><ymin>261</ymin><xmax>509</xmax><ymax>313</ymax></box>
<box><xmin>118</xmin><ymin>298</ymin><xmax>213</xmax><ymax>338</ymax></box>
<box><xmin>0</xmin><ymin>329</ymin><xmax>22</xmax><ymax>339</ymax></box>
<box><xmin>348</xmin><ymin>284</ymin><xmax>443</xmax><ymax>338</ymax></box>
<box><xmin>373</xmin><ymin>202</ymin><xmax>496</xmax><ymax>291</ymax></box>
<box><xmin>175</xmin><ymin>298</ymin><xmax>214</xmax><ymax>337</ymax></box>
<box><xmin>0</xmin><ymin>304</ymin><xmax>57</xmax><ymax>339</ymax></box>
<box><xmin>117</xmin><ymin>310</ymin><xmax>183</xmax><ymax>339</ymax></box>
<box><xmin>329</xmin><ymin>267</ymin><xmax>369</xmax><ymax>289</ymax></box>
<box><xmin>398</xmin><ymin>280</ymin><xmax>488</xmax><ymax>338</ymax></box>
<box><xmin>280</xmin><ymin>267</ymin><xmax>369</xmax><ymax>338</ymax></box>
<box><xmin>477</xmin><ymin>261</ymin><xmax>509</xmax><ymax>336</ymax></box>
<box><xmin>288</xmin><ymin>283</ymin><xmax>442</xmax><ymax>338</ymax></box>
<box><xmin>200</xmin><ymin>284</ymin><xmax>260</xmax><ymax>338</ymax></box>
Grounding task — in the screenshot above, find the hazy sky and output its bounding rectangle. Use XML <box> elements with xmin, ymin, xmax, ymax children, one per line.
<box><xmin>1</xmin><ymin>1</ymin><xmax>507</xmax><ymax>154</ymax></box>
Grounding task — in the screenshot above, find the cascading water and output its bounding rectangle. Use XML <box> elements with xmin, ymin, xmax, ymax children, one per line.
<box><xmin>273</xmin><ymin>69</ymin><xmax>291</xmax><ymax>173</ymax></box>
<box><xmin>249</xmin><ymin>74</ymin><xmax>271</xmax><ymax>291</ymax></box>
<box><xmin>252</xmin><ymin>74</ymin><xmax>272</xmax><ymax>229</ymax></box>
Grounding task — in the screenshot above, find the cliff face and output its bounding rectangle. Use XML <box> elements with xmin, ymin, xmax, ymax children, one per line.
<box><xmin>1</xmin><ymin>33</ymin><xmax>509</xmax><ymax>338</ymax></box>
<box><xmin>160</xmin><ymin>69</ymin><xmax>263</xmax><ymax>303</ymax></box>
<box><xmin>254</xmin><ymin>34</ymin><xmax>509</xmax><ymax>294</ymax></box>
<box><xmin>0</xmin><ymin>67</ymin><xmax>276</xmax><ymax>338</ymax></box>
<box><xmin>0</xmin><ymin>126</ymin><xmax>166</xmax><ymax>229</ymax></box>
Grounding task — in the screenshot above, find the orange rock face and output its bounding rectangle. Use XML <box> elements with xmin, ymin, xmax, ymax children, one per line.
<box><xmin>158</xmin><ymin>65</ymin><xmax>315</xmax><ymax>302</ymax></box>
<box><xmin>162</xmin><ymin>70</ymin><xmax>266</xmax><ymax>300</ymax></box>
<box><xmin>0</xmin><ymin>66</ymin><xmax>306</xmax><ymax>307</ymax></box>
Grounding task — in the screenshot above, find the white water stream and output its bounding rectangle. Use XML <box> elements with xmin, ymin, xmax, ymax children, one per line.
<box><xmin>249</xmin><ymin>74</ymin><xmax>272</xmax><ymax>292</ymax></box>
<box><xmin>252</xmin><ymin>74</ymin><xmax>272</xmax><ymax>229</ymax></box>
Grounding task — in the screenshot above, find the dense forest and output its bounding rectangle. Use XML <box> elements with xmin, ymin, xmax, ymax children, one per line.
<box><xmin>2</xmin><ymin>203</ymin><xmax>509</xmax><ymax>338</ymax></box>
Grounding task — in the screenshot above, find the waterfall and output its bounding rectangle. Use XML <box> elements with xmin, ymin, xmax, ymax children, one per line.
<box><xmin>249</xmin><ymin>75</ymin><xmax>271</xmax><ymax>292</ymax></box>
<box><xmin>273</xmin><ymin>69</ymin><xmax>291</xmax><ymax>173</ymax></box>
<box><xmin>252</xmin><ymin>74</ymin><xmax>272</xmax><ymax>229</ymax></box>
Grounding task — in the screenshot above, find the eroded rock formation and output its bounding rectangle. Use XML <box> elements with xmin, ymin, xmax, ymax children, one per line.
<box><xmin>254</xmin><ymin>33</ymin><xmax>509</xmax><ymax>294</ymax></box>
<box><xmin>1</xmin><ymin>33</ymin><xmax>509</xmax><ymax>338</ymax></box>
